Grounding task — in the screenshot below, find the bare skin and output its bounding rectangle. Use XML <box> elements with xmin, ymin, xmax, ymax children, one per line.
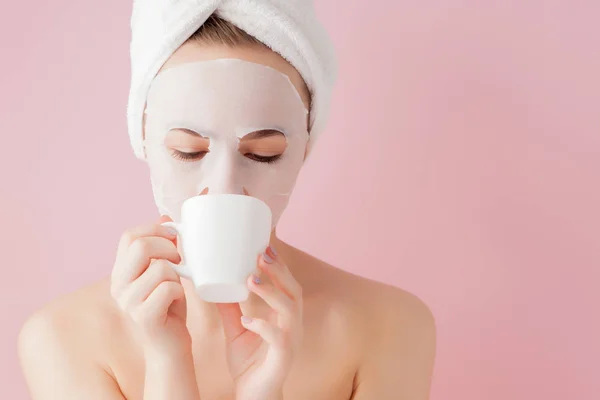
<box><xmin>18</xmin><ymin>42</ymin><xmax>436</xmax><ymax>400</ymax></box>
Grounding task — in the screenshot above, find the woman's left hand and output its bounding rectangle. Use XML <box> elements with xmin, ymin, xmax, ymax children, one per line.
<box><xmin>216</xmin><ymin>245</ymin><xmax>303</xmax><ymax>400</ymax></box>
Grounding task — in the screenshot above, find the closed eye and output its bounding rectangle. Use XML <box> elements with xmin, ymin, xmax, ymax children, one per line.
<box><xmin>171</xmin><ymin>149</ymin><xmax>208</xmax><ymax>162</ymax></box>
<box><xmin>165</xmin><ymin>128</ymin><xmax>210</xmax><ymax>162</ymax></box>
<box><xmin>239</xmin><ymin>129</ymin><xmax>286</xmax><ymax>164</ymax></box>
<box><xmin>244</xmin><ymin>153</ymin><xmax>282</xmax><ymax>164</ymax></box>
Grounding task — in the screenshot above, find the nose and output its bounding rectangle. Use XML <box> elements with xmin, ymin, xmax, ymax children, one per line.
<box><xmin>198</xmin><ymin>186</ymin><xmax>250</xmax><ymax>195</ymax></box>
<box><xmin>196</xmin><ymin>152</ymin><xmax>250</xmax><ymax>196</ymax></box>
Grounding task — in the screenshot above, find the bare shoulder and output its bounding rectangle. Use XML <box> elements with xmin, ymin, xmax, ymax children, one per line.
<box><xmin>19</xmin><ymin>278</ymin><xmax>116</xmax><ymax>344</ymax></box>
<box><xmin>297</xmin><ymin>250</ymin><xmax>435</xmax><ymax>335</ymax></box>
<box><xmin>18</xmin><ymin>278</ymin><xmax>122</xmax><ymax>378</ymax></box>
<box><xmin>18</xmin><ymin>278</ymin><xmax>131</xmax><ymax>398</ymax></box>
<box><xmin>292</xmin><ymin>248</ymin><xmax>436</xmax><ymax>398</ymax></box>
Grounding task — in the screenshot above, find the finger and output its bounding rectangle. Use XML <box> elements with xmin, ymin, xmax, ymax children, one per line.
<box><xmin>258</xmin><ymin>251</ymin><xmax>302</xmax><ymax>302</ymax></box>
<box><xmin>216</xmin><ymin>303</ymin><xmax>244</xmax><ymax>342</ymax></box>
<box><xmin>158</xmin><ymin>215</ymin><xmax>172</xmax><ymax>224</ymax></box>
<box><xmin>117</xmin><ymin>223</ymin><xmax>177</xmax><ymax>260</ymax></box>
<box><xmin>267</xmin><ymin>308</ymin><xmax>279</xmax><ymax>326</ymax></box>
<box><xmin>125</xmin><ymin>259</ymin><xmax>180</xmax><ymax>306</ymax></box>
<box><xmin>138</xmin><ymin>281</ymin><xmax>185</xmax><ymax>323</ymax></box>
<box><xmin>157</xmin><ymin>215</ymin><xmax>178</xmax><ymax>246</ymax></box>
<box><xmin>156</xmin><ymin>215</ymin><xmax>176</xmax><ymax>256</ymax></box>
<box><xmin>240</xmin><ymin>316</ymin><xmax>282</xmax><ymax>348</ymax></box>
<box><xmin>120</xmin><ymin>237</ymin><xmax>181</xmax><ymax>282</ymax></box>
<box><xmin>248</xmin><ymin>276</ymin><xmax>295</xmax><ymax>329</ymax></box>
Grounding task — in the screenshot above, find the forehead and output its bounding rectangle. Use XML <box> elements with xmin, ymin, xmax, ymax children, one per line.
<box><xmin>145</xmin><ymin>59</ymin><xmax>308</xmax><ymax>137</ymax></box>
<box><xmin>159</xmin><ymin>41</ymin><xmax>311</xmax><ymax>110</ymax></box>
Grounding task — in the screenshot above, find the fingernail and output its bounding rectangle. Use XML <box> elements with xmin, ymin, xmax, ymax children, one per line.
<box><xmin>269</xmin><ymin>245</ymin><xmax>278</xmax><ymax>256</ymax></box>
<box><xmin>166</xmin><ymin>227</ymin><xmax>178</xmax><ymax>237</ymax></box>
<box><xmin>263</xmin><ymin>252</ymin><xmax>274</xmax><ymax>264</ymax></box>
<box><xmin>241</xmin><ymin>315</ymin><xmax>253</xmax><ymax>324</ymax></box>
<box><xmin>252</xmin><ymin>274</ymin><xmax>261</xmax><ymax>284</ymax></box>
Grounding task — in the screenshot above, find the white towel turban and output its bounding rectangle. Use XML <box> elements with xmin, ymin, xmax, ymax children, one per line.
<box><xmin>127</xmin><ymin>0</ymin><xmax>338</xmax><ymax>159</ymax></box>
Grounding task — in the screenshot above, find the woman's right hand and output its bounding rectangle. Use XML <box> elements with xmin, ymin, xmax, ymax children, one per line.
<box><xmin>110</xmin><ymin>215</ymin><xmax>191</xmax><ymax>359</ymax></box>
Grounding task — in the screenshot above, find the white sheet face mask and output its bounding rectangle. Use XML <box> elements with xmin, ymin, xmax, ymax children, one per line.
<box><xmin>143</xmin><ymin>59</ymin><xmax>309</xmax><ymax>226</ymax></box>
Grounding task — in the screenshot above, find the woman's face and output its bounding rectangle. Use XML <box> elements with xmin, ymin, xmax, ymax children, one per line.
<box><xmin>142</xmin><ymin>42</ymin><xmax>311</xmax><ymax>226</ymax></box>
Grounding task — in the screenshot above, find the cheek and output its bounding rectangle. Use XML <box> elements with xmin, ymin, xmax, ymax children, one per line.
<box><xmin>147</xmin><ymin>155</ymin><xmax>202</xmax><ymax>220</ymax></box>
<box><xmin>253</xmin><ymin>164</ymin><xmax>304</xmax><ymax>225</ymax></box>
<box><xmin>146</xmin><ymin>144</ymin><xmax>199</xmax><ymax>198</ymax></box>
<box><xmin>243</xmin><ymin>144</ymin><xmax>306</xmax><ymax>219</ymax></box>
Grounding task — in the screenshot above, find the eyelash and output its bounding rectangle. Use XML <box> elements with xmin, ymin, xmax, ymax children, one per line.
<box><xmin>244</xmin><ymin>153</ymin><xmax>282</xmax><ymax>164</ymax></box>
<box><xmin>171</xmin><ymin>150</ymin><xmax>281</xmax><ymax>164</ymax></box>
<box><xmin>171</xmin><ymin>150</ymin><xmax>207</xmax><ymax>162</ymax></box>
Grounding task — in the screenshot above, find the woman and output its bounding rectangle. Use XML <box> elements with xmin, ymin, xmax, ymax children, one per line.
<box><xmin>18</xmin><ymin>7</ymin><xmax>436</xmax><ymax>400</ymax></box>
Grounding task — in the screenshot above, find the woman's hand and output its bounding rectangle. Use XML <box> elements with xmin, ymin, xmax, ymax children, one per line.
<box><xmin>110</xmin><ymin>215</ymin><xmax>191</xmax><ymax>359</ymax></box>
<box><xmin>217</xmin><ymin>246</ymin><xmax>303</xmax><ymax>400</ymax></box>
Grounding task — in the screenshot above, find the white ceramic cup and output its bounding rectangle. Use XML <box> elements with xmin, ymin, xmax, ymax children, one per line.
<box><xmin>161</xmin><ymin>194</ymin><xmax>272</xmax><ymax>303</ymax></box>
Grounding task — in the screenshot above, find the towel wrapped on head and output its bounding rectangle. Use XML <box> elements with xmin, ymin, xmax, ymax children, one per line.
<box><xmin>127</xmin><ymin>0</ymin><xmax>338</xmax><ymax>159</ymax></box>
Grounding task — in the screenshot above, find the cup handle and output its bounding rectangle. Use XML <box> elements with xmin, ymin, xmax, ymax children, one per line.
<box><xmin>160</xmin><ymin>221</ymin><xmax>193</xmax><ymax>280</ymax></box>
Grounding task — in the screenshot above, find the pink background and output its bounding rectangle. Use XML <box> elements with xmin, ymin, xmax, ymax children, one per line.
<box><xmin>1</xmin><ymin>1</ymin><xmax>598</xmax><ymax>399</ymax></box>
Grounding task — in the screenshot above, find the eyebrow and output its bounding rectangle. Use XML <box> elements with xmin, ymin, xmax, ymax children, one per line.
<box><xmin>169</xmin><ymin>128</ymin><xmax>209</xmax><ymax>137</ymax></box>
<box><xmin>171</xmin><ymin>128</ymin><xmax>284</xmax><ymax>139</ymax></box>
